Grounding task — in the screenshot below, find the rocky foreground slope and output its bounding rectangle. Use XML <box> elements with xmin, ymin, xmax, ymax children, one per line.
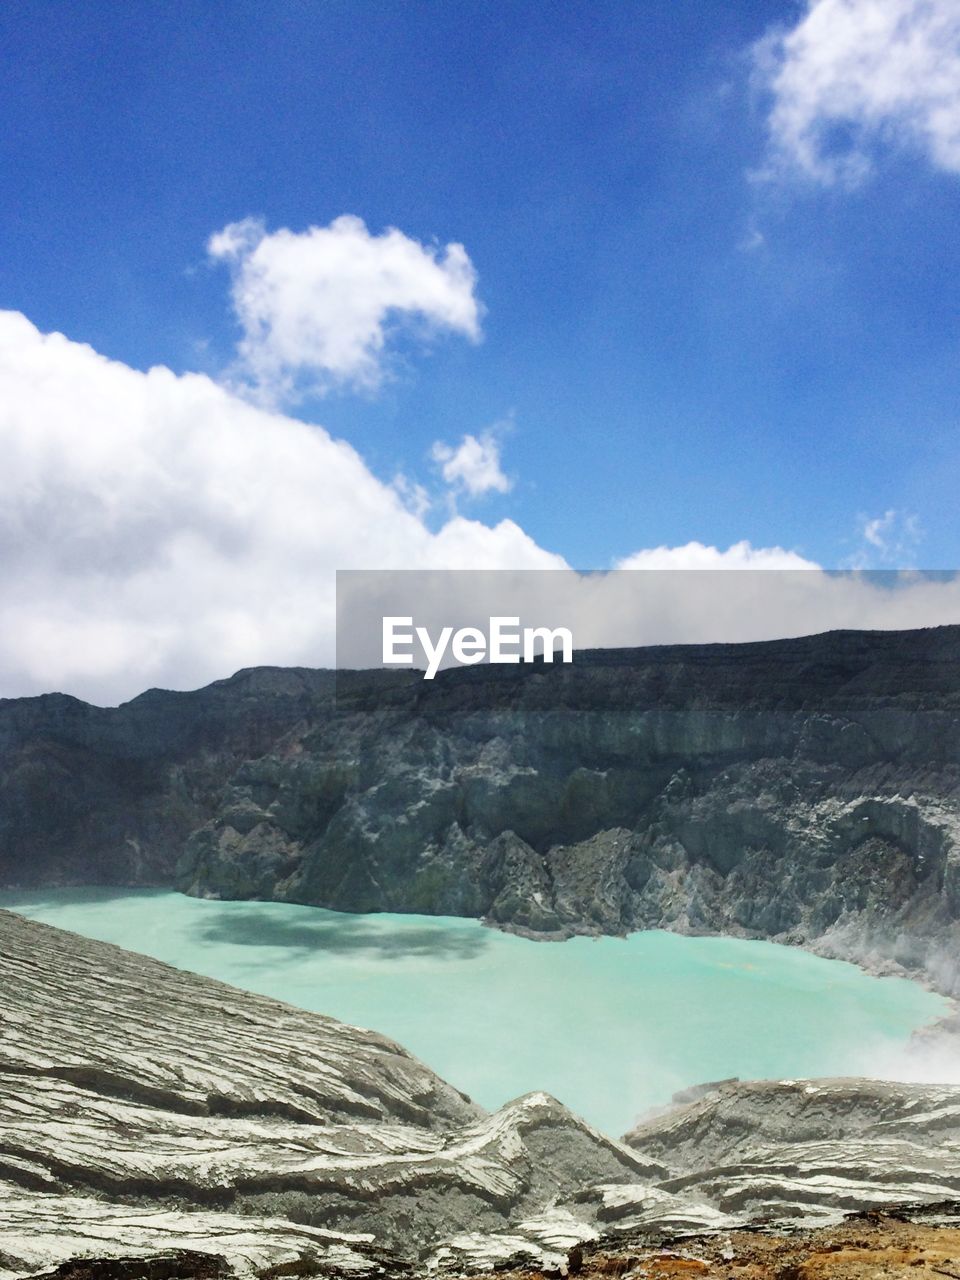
<box><xmin>3</xmin><ymin>626</ymin><xmax>960</xmax><ymax>992</ymax></box>
<box><xmin>3</xmin><ymin>909</ymin><xmax>960</xmax><ymax>1279</ymax></box>
<box><xmin>0</xmin><ymin>909</ymin><xmax>644</xmax><ymax>1277</ymax></box>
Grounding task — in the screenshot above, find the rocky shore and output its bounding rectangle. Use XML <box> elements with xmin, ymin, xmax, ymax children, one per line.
<box><xmin>4</xmin><ymin>910</ymin><xmax>960</xmax><ymax>1278</ymax></box>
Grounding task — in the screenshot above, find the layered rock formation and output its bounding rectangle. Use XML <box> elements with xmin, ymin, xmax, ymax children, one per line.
<box><xmin>621</xmin><ymin>1077</ymin><xmax>960</xmax><ymax>1229</ymax></box>
<box><xmin>0</xmin><ymin>909</ymin><xmax>647</xmax><ymax>1277</ymax></box>
<box><xmin>4</xmin><ymin>909</ymin><xmax>960</xmax><ymax>1278</ymax></box>
<box><xmin>3</xmin><ymin>626</ymin><xmax>960</xmax><ymax>990</ymax></box>
<box><xmin>0</xmin><ymin>667</ymin><xmax>334</xmax><ymax>887</ymax></box>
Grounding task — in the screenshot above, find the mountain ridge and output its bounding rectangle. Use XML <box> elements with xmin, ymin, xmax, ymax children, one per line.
<box><xmin>3</xmin><ymin>626</ymin><xmax>960</xmax><ymax>993</ymax></box>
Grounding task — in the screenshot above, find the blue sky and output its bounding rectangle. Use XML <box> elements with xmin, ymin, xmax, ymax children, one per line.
<box><xmin>2</xmin><ymin>0</ymin><xmax>960</xmax><ymax>699</ymax></box>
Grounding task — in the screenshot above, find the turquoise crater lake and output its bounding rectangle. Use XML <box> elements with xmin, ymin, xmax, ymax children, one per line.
<box><xmin>1</xmin><ymin>888</ymin><xmax>949</xmax><ymax>1136</ymax></box>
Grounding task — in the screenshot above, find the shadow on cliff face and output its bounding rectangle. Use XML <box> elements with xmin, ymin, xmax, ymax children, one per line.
<box><xmin>190</xmin><ymin>907</ymin><xmax>491</xmax><ymax>959</ymax></box>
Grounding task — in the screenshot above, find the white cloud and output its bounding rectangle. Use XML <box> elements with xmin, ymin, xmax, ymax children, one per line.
<box><xmin>208</xmin><ymin>215</ymin><xmax>482</xmax><ymax>402</ymax></box>
<box><xmin>573</xmin><ymin>563</ymin><xmax>960</xmax><ymax>649</ymax></box>
<box><xmin>431</xmin><ymin>430</ymin><xmax>512</xmax><ymax>497</ymax></box>
<box><xmin>1</xmin><ymin>311</ymin><xmax>958</xmax><ymax>705</ymax></box>
<box><xmin>338</xmin><ymin>562</ymin><xmax>960</xmax><ymax>670</ymax></box>
<box><xmin>0</xmin><ymin>311</ymin><xmax>560</xmax><ymax>704</ymax></box>
<box><xmin>616</xmin><ymin>539</ymin><xmax>819</xmax><ymax>570</ymax></box>
<box><xmin>846</xmin><ymin>508</ymin><xmax>924</xmax><ymax>567</ymax></box>
<box><xmin>391</xmin><ymin>473</ymin><xmax>432</xmax><ymax>519</ymax></box>
<box><xmin>754</xmin><ymin>0</ymin><xmax>960</xmax><ymax>184</ymax></box>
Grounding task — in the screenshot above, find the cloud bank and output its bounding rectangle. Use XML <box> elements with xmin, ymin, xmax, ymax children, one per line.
<box><xmin>4</xmin><ymin>307</ymin><xmax>960</xmax><ymax>704</ymax></box>
<box><xmin>337</xmin><ymin>565</ymin><xmax>960</xmax><ymax>671</ymax></box>
<box><xmin>755</xmin><ymin>0</ymin><xmax>960</xmax><ymax>184</ymax></box>
<box><xmin>3</xmin><ymin>208</ymin><xmax>959</xmax><ymax>704</ymax></box>
<box><xmin>0</xmin><ymin>310</ymin><xmax>558</xmax><ymax>704</ymax></box>
<box><xmin>208</xmin><ymin>215</ymin><xmax>482</xmax><ymax>402</ymax></box>
<box><xmin>616</xmin><ymin>540</ymin><xmax>819</xmax><ymax>570</ymax></box>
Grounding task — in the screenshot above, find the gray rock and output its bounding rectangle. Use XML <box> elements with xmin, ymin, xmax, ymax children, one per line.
<box><xmin>5</xmin><ymin>913</ymin><xmax>960</xmax><ymax>1276</ymax></box>
<box><xmin>4</xmin><ymin>627</ymin><xmax>960</xmax><ymax>994</ymax></box>
<box><xmin>620</xmin><ymin>1076</ymin><xmax>960</xmax><ymax>1228</ymax></box>
<box><xmin>0</xmin><ymin>909</ymin><xmax>650</xmax><ymax>1277</ymax></box>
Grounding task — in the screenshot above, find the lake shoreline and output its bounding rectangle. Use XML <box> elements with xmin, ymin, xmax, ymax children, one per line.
<box><xmin>1</xmin><ymin>885</ymin><xmax>949</xmax><ymax>1137</ymax></box>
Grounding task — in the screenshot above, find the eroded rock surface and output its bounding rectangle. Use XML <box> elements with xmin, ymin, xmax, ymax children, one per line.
<box><xmin>620</xmin><ymin>1078</ymin><xmax>960</xmax><ymax>1231</ymax></box>
<box><xmin>4</xmin><ymin>912</ymin><xmax>960</xmax><ymax>1277</ymax></box>
<box><xmin>0</xmin><ymin>909</ymin><xmax>650</xmax><ymax>1277</ymax></box>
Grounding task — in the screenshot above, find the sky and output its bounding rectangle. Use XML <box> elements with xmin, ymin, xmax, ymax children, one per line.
<box><xmin>3</xmin><ymin>0</ymin><xmax>960</xmax><ymax>701</ymax></box>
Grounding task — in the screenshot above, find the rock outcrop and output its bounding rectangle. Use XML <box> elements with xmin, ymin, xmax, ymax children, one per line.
<box><xmin>0</xmin><ymin>909</ymin><xmax>649</xmax><ymax>1277</ymax></box>
<box><xmin>0</xmin><ymin>667</ymin><xmax>334</xmax><ymax>887</ymax></box>
<box><xmin>4</xmin><ymin>911</ymin><xmax>960</xmax><ymax>1277</ymax></box>
<box><xmin>3</xmin><ymin>627</ymin><xmax>960</xmax><ymax>990</ymax></box>
<box><xmin>620</xmin><ymin>1077</ymin><xmax>960</xmax><ymax>1230</ymax></box>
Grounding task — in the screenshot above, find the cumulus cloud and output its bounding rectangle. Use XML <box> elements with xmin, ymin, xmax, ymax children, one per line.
<box><xmin>754</xmin><ymin>0</ymin><xmax>960</xmax><ymax>184</ymax></box>
<box><xmin>616</xmin><ymin>540</ymin><xmax>819</xmax><ymax>571</ymax></box>
<box><xmin>208</xmin><ymin>215</ymin><xmax>482</xmax><ymax>401</ymax></box>
<box><xmin>431</xmin><ymin>430</ymin><xmax>512</xmax><ymax>497</ymax></box>
<box><xmin>2</xmin><ymin>302</ymin><xmax>959</xmax><ymax>702</ymax></box>
<box><xmin>3</xmin><ymin>303</ymin><xmax>958</xmax><ymax>705</ymax></box>
<box><xmin>0</xmin><ymin>311</ymin><xmax>560</xmax><ymax>704</ymax></box>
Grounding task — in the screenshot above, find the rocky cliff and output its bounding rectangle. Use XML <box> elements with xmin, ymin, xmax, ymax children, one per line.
<box><xmin>4</xmin><ymin>909</ymin><xmax>960</xmax><ymax>1278</ymax></box>
<box><xmin>3</xmin><ymin>626</ymin><xmax>960</xmax><ymax>990</ymax></box>
<box><xmin>0</xmin><ymin>667</ymin><xmax>334</xmax><ymax>886</ymax></box>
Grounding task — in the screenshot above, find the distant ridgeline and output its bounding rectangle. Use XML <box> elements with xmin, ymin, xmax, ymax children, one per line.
<box><xmin>2</xmin><ymin>626</ymin><xmax>960</xmax><ymax>992</ymax></box>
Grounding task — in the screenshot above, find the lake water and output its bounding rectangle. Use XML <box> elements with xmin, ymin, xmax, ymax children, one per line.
<box><xmin>0</xmin><ymin>887</ymin><xmax>949</xmax><ymax>1136</ymax></box>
